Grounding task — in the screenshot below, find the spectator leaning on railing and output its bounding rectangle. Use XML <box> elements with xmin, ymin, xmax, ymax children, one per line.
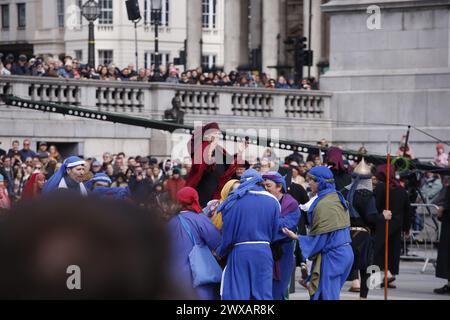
<box><xmin>0</xmin><ymin>53</ymin><xmax>320</xmax><ymax>90</ymax></box>
<box><xmin>0</xmin><ymin>61</ymin><xmax>11</xmax><ymax>76</ymax></box>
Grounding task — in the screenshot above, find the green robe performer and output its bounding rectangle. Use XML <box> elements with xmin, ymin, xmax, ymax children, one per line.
<box><xmin>283</xmin><ymin>166</ymin><xmax>354</xmax><ymax>300</ymax></box>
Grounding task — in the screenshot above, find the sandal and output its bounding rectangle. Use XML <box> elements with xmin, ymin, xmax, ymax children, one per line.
<box><xmin>349</xmin><ymin>287</ymin><xmax>361</xmax><ymax>293</ymax></box>
<box><xmin>434</xmin><ymin>285</ymin><xmax>450</xmax><ymax>295</ymax></box>
<box><xmin>300</xmin><ymin>263</ymin><xmax>309</xmax><ymax>279</ymax></box>
<box><xmin>380</xmin><ymin>282</ymin><xmax>397</xmax><ymax>289</ymax></box>
<box><xmin>388</xmin><ymin>277</ymin><xmax>396</xmax><ymax>284</ymax></box>
<box><xmin>298</xmin><ymin>279</ymin><xmax>308</xmax><ymax>289</ymax></box>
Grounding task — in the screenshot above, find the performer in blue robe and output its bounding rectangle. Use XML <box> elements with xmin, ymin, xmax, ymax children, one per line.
<box><xmin>86</xmin><ymin>173</ymin><xmax>131</xmax><ymax>201</ymax></box>
<box><xmin>92</xmin><ymin>186</ymin><xmax>131</xmax><ymax>201</ymax></box>
<box><xmin>217</xmin><ymin>169</ymin><xmax>280</xmax><ymax>300</ymax></box>
<box><xmin>42</xmin><ymin>156</ymin><xmax>88</xmax><ymax>196</ymax></box>
<box><xmin>85</xmin><ymin>173</ymin><xmax>112</xmax><ymax>191</ymax></box>
<box><xmin>263</xmin><ymin>172</ymin><xmax>300</xmax><ymax>300</ymax></box>
<box><xmin>283</xmin><ymin>166</ymin><xmax>353</xmax><ymax>300</ymax></box>
<box><xmin>168</xmin><ymin>187</ymin><xmax>222</xmax><ymax>300</ymax></box>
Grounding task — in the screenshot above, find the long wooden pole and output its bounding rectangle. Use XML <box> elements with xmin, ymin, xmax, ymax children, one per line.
<box><xmin>384</xmin><ymin>154</ymin><xmax>391</xmax><ymax>300</ymax></box>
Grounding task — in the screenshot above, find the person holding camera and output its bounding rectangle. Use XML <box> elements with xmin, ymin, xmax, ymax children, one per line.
<box><xmin>128</xmin><ymin>161</ymin><xmax>153</xmax><ymax>207</ymax></box>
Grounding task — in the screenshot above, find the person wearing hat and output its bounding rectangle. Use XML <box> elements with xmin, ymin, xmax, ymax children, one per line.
<box><xmin>37</xmin><ymin>151</ymin><xmax>49</xmax><ymax>164</ymax></box>
<box><xmin>186</xmin><ymin>122</ymin><xmax>247</xmax><ymax>207</ymax></box>
<box><xmin>341</xmin><ymin>158</ymin><xmax>389</xmax><ymax>299</ymax></box>
<box><xmin>91</xmin><ymin>161</ymin><xmax>102</xmax><ymax>174</ymax></box>
<box><xmin>373</xmin><ymin>164</ymin><xmax>411</xmax><ymax>290</ymax></box>
<box><xmin>57</xmin><ymin>61</ymin><xmax>75</xmax><ymax>79</ymax></box>
<box><xmin>11</xmin><ymin>55</ymin><xmax>31</xmax><ymax>75</ymax></box>
<box><xmin>36</xmin><ymin>151</ymin><xmax>56</xmax><ymax>180</ymax></box>
<box><xmin>42</xmin><ymin>156</ymin><xmax>88</xmax><ymax>196</ymax></box>
<box><xmin>21</xmin><ymin>172</ymin><xmax>46</xmax><ymax>201</ymax></box>
<box><xmin>262</xmin><ymin>172</ymin><xmax>300</xmax><ymax>300</ymax></box>
<box><xmin>168</xmin><ymin>187</ymin><xmax>222</xmax><ymax>300</ymax></box>
<box><xmin>165</xmin><ymin>68</ymin><xmax>179</xmax><ymax>84</ymax></box>
<box><xmin>84</xmin><ymin>172</ymin><xmax>131</xmax><ymax>202</ymax></box>
<box><xmin>216</xmin><ymin>169</ymin><xmax>280</xmax><ymax>300</ymax></box>
<box><xmin>327</xmin><ymin>146</ymin><xmax>352</xmax><ymax>191</ymax></box>
<box><xmin>164</xmin><ymin>167</ymin><xmax>186</xmax><ymax>203</ymax></box>
<box><xmin>85</xmin><ymin>173</ymin><xmax>112</xmax><ymax>192</ymax></box>
<box><xmin>230</xmin><ymin>161</ymin><xmax>250</xmax><ymax>181</ymax></box>
<box><xmin>282</xmin><ymin>166</ymin><xmax>354</xmax><ymax>300</ymax></box>
<box><xmin>434</xmin><ymin>143</ymin><xmax>448</xmax><ymax>168</ymax></box>
<box><xmin>38</xmin><ymin>142</ymin><xmax>48</xmax><ymax>153</ymax></box>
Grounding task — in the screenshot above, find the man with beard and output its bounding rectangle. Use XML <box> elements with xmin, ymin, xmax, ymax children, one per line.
<box><xmin>186</xmin><ymin>122</ymin><xmax>246</xmax><ymax>207</ymax></box>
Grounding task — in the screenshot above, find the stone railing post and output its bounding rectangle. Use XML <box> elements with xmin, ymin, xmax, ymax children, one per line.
<box><xmin>80</xmin><ymin>86</ymin><xmax>97</xmax><ymax>109</ymax></box>
<box><xmin>272</xmin><ymin>93</ymin><xmax>286</xmax><ymax>118</ymax></box>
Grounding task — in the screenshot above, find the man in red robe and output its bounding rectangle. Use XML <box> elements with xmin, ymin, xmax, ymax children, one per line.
<box><xmin>186</xmin><ymin>122</ymin><xmax>246</xmax><ymax>207</ymax></box>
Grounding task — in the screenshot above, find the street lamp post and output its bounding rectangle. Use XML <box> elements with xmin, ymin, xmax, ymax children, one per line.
<box><xmin>151</xmin><ymin>0</ymin><xmax>163</xmax><ymax>72</ymax></box>
<box><xmin>82</xmin><ymin>0</ymin><xmax>101</xmax><ymax>68</ymax></box>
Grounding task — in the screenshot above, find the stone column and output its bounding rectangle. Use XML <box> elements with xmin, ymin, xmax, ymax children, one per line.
<box><xmin>224</xmin><ymin>0</ymin><xmax>249</xmax><ymax>72</ymax></box>
<box><xmin>249</xmin><ymin>0</ymin><xmax>262</xmax><ymax>51</ymax></box>
<box><xmin>186</xmin><ymin>0</ymin><xmax>202</xmax><ymax>70</ymax></box>
<box><xmin>303</xmin><ymin>0</ymin><xmax>323</xmax><ymax>79</ymax></box>
<box><xmin>262</xmin><ymin>0</ymin><xmax>280</xmax><ymax>77</ymax></box>
<box><xmin>278</xmin><ymin>0</ymin><xmax>287</xmax><ymax>68</ymax></box>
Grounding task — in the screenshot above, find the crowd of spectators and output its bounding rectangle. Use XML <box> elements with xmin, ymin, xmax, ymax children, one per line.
<box><xmin>0</xmin><ymin>53</ymin><xmax>319</xmax><ymax>90</ymax></box>
<box><xmin>1</xmin><ymin>137</ymin><xmax>448</xmax><ymax>214</ymax></box>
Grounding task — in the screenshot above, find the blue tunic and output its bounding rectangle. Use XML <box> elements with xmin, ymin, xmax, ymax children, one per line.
<box><xmin>218</xmin><ymin>187</ymin><xmax>280</xmax><ymax>300</ymax></box>
<box><xmin>168</xmin><ymin>211</ymin><xmax>222</xmax><ymax>300</ymax></box>
<box><xmin>299</xmin><ymin>228</ymin><xmax>354</xmax><ymax>300</ymax></box>
<box><xmin>272</xmin><ymin>198</ymin><xmax>300</xmax><ymax>300</ymax></box>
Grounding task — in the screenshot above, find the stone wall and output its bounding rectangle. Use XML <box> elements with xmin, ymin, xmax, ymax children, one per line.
<box><xmin>321</xmin><ymin>0</ymin><xmax>450</xmax><ymax>160</ymax></box>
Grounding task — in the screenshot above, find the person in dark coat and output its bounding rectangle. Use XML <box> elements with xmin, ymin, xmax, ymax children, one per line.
<box><xmin>11</xmin><ymin>55</ymin><xmax>31</xmax><ymax>75</ymax></box>
<box><xmin>434</xmin><ymin>177</ymin><xmax>450</xmax><ymax>295</ymax></box>
<box><xmin>19</xmin><ymin>139</ymin><xmax>36</xmax><ymax>162</ymax></box>
<box><xmin>128</xmin><ymin>163</ymin><xmax>153</xmax><ymax>207</ymax></box>
<box><xmin>373</xmin><ymin>164</ymin><xmax>411</xmax><ymax>288</ymax></box>
<box><xmin>327</xmin><ymin>147</ymin><xmax>352</xmax><ymax>191</ymax></box>
<box><xmin>341</xmin><ymin>159</ymin><xmax>389</xmax><ymax>298</ymax></box>
<box><xmin>0</xmin><ymin>141</ymin><xmax>6</xmax><ymax>158</ymax></box>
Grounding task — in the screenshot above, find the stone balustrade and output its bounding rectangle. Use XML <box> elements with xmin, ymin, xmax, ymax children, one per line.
<box><xmin>0</xmin><ymin>75</ymin><xmax>332</xmax><ymax>121</ymax></box>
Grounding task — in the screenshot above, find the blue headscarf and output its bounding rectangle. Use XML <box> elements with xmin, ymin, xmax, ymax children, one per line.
<box><xmin>43</xmin><ymin>156</ymin><xmax>85</xmax><ymax>194</ymax></box>
<box><xmin>262</xmin><ymin>171</ymin><xmax>287</xmax><ymax>193</ymax></box>
<box><xmin>93</xmin><ymin>186</ymin><xmax>131</xmax><ymax>201</ymax></box>
<box><xmin>86</xmin><ymin>173</ymin><xmax>112</xmax><ymax>191</ymax></box>
<box><xmin>217</xmin><ymin>168</ymin><xmax>264</xmax><ymax>213</ymax></box>
<box><xmin>307</xmin><ymin>166</ymin><xmax>348</xmax><ymax>224</ymax></box>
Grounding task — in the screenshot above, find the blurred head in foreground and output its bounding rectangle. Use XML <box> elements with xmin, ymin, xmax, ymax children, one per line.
<box><xmin>0</xmin><ymin>193</ymin><xmax>185</xmax><ymax>299</ymax></box>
